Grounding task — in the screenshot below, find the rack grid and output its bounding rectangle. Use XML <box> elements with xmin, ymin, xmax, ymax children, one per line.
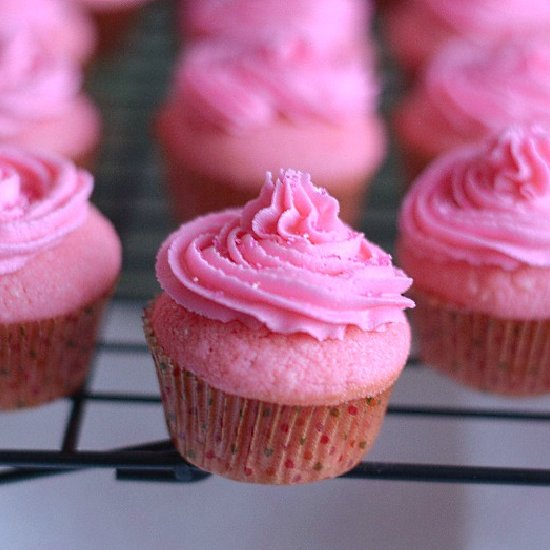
<box><xmin>1</xmin><ymin>0</ymin><xmax>549</xmax><ymax>488</ymax></box>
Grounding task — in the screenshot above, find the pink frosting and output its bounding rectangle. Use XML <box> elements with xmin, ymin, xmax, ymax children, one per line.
<box><xmin>0</xmin><ymin>148</ymin><xmax>92</xmax><ymax>275</ymax></box>
<box><xmin>181</xmin><ymin>0</ymin><xmax>372</xmax><ymax>56</ymax></box>
<box><xmin>0</xmin><ymin>0</ymin><xmax>97</xmax><ymax>63</ymax></box>
<box><xmin>0</xmin><ymin>26</ymin><xmax>84</xmax><ymax>139</ymax></box>
<box><xmin>157</xmin><ymin>170</ymin><xmax>413</xmax><ymax>340</ymax></box>
<box><xmin>397</xmin><ymin>36</ymin><xmax>550</xmax><ymax>157</ymax></box>
<box><xmin>399</xmin><ymin>126</ymin><xmax>550</xmax><ymax>271</ymax></box>
<box><xmin>422</xmin><ymin>0</ymin><xmax>550</xmax><ymax>35</ymax></box>
<box><xmin>172</xmin><ymin>38</ymin><xmax>378</xmax><ymax>135</ymax></box>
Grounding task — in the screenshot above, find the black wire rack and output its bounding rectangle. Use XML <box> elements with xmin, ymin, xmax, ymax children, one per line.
<box><xmin>1</xmin><ymin>0</ymin><xmax>550</xmax><ymax>488</ymax></box>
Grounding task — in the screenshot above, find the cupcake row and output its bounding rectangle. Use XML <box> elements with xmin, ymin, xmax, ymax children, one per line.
<box><xmin>3</xmin><ymin>124</ymin><xmax>550</xmax><ymax>484</ymax></box>
<box><xmin>2</xmin><ymin>1</ymin><xmax>550</xmax><ymax>489</ymax></box>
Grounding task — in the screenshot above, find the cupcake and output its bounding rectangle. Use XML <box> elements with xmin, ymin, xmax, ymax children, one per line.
<box><xmin>382</xmin><ymin>0</ymin><xmax>550</xmax><ymax>76</ymax></box>
<box><xmin>398</xmin><ymin>125</ymin><xmax>550</xmax><ymax>396</ymax></box>
<box><xmin>0</xmin><ymin>0</ymin><xmax>97</xmax><ymax>65</ymax></box>
<box><xmin>0</xmin><ymin>148</ymin><xmax>121</xmax><ymax>409</ymax></box>
<box><xmin>156</xmin><ymin>35</ymin><xmax>385</xmax><ymax>228</ymax></box>
<box><xmin>394</xmin><ymin>36</ymin><xmax>550</xmax><ymax>180</ymax></box>
<box><xmin>0</xmin><ymin>26</ymin><xmax>101</xmax><ymax>169</ymax></box>
<box><xmin>144</xmin><ymin>169</ymin><xmax>413</xmax><ymax>484</ymax></box>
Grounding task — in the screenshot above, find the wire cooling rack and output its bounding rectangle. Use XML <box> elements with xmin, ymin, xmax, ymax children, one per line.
<box><xmin>1</xmin><ymin>0</ymin><xmax>550</xmax><ymax>487</ymax></box>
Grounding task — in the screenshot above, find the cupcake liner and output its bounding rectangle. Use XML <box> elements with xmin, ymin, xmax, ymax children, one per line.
<box><xmin>0</xmin><ymin>294</ymin><xmax>111</xmax><ymax>410</ymax></box>
<box><xmin>144</xmin><ymin>312</ymin><xmax>392</xmax><ymax>485</ymax></box>
<box><xmin>412</xmin><ymin>291</ymin><xmax>550</xmax><ymax>396</ymax></box>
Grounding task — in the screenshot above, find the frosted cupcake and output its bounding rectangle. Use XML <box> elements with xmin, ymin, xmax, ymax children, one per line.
<box><xmin>398</xmin><ymin>125</ymin><xmax>550</xmax><ymax>396</ymax></box>
<box><xmin>0</xmin><ymin>26</ymin><xmax>101</xmax><ymax>169</ymax></box>
<box><xmin>156</xmin><ymin>36</ymin><xmax>385</xmax><ymax>228</ymax></box>
<box><xmin>0</xmin><ymin>148</ymin><xmax>121</xmax><ymax>409</ymax></box>
<box><xmin>144</xmin><ymin>169</ymin><xmax>413</xmax><ymax>484</ymax></box>
<box><xmin>383</xmin><ymin>0</ymin><xmax>550</xmax><ymax>76</ymax></box>
<box><xmin>395</xmin><ymin>36</ymin><xmax>550</xmax><ymax>180</ymax></box>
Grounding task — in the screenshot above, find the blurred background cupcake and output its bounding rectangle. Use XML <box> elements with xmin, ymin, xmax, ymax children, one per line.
<box><xmin>398</xmin><ymin>125</ymin><xmax>550</xmax><ymax>396</ymax></box>
<box><xmin>393</xmin><ymin>36</ymin><xmax>550</xmax><ymax>181</ymax></box>
<box><xmin>0</xmin><ymin>25</ymin><xmax>101</xmax><ymax>168</ymax></box>
<box><xmin>157</xmin><ymin>0</ymin><xmax>385</xmax><ymax>228</ymax></box>
<box><xmin>0</xmin><ymin>148</ymin><xmax>121</xmax><ymax>409</ymax></box>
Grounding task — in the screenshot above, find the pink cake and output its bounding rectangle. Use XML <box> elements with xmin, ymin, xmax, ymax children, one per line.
<box><xmin>394</xmin><ymin>36</ymin><xmax>550</xmax><ymax>180</ymax></box>
<box><xmin>156</xmin><ymin>35</ymin><xmax>385</xmax><ymax>228</ymax></box>
<box><xmin>0</xmin><ymin>26</ymin><xmax>101</xmax><ymax>168</ymax></box>
<box><xmin>0</xmin><ymin>147</ymin><xmax>121</xmax><ymax>409</ymax></box>
<box><xmin>398</xmin><ymin>125</ymin><xmax>550</xmax><ymax>395</ymax></box>
<box><xmin>383</xmin><ymin>0</ymin><xmax>550</xmax><ymax>76</ymax></box>
<box><xmin>0</xmin><ymin>0</ymin><xmax>97</xmax><ymax>65</ymax></box>
<box><xmin>144</xmin><ymin>169</ymin><xmax>413</xmax><ymax>484</ymax></box>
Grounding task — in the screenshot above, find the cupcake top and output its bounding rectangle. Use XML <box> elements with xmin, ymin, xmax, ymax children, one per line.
<box><xmin>157</xmin><ymin>169</ymin><xmax>413</xmax><ymax>341</ymax></box>
<box><xmin>170</xmin><ymin>37</ymin><xmax>378</xmax><ymax>135</ymax></box>
<box><xmin>397</xmin><ymin>36</ymin><xmax>550</xmax><ymax>157</ymax></box>
<box><xmin>0</xmin><ymin>148</ymin><xmax>92</xmax><ymax>275</ymax></box>
<box><xmin>0</xmin><ymin>0</ymin><xmax>97</xmax><ymax>64</ymax></box>
<box><xmin>0</xmin><ymin>26</ymin><xmax>85</xmax><ymax>140</ymax></box>
<box><xmin>181</xmin><ymin>0</ymin><xmax>372</xmax><ymax>56</ymax></box>
<box><xmin>399</xmin><ymin>126</ymin><xmax>550</xmax><ymax>317</ymax></box>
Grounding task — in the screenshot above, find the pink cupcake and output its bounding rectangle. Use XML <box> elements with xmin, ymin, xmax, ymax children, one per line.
<box><xmin>0</xmin><ymin>148</ymin><xmax>121</xmax><ymax>409</ymax></box>
<box><xmin>156</xmin><ymin>35</ymin><xmax>385</xmax><ymax>228</ymax></box>
<box><xmin>0</xmin><ymin>0</ymin><xmax>97</xmax><ymax>65</ymax></box>
<box><xmin>144</xmin><ymin>169</ymin><xmax>413</xmax><ymax>484</ymax></box>
<box><xmin>394</xmin><ymin>36</ymin><xmax>550</xmax><ymax>180</ymax></box>
<box><xmin>383</xmin><ymin>0</ymin><xmax>550</xmax><ymax>76</ymax></box>
<box><xmin>398</xmin><ymin>125</ymin><xmax>550</xmax><ymax>396</ymax></box>
<box><xmin>0</xmin><ymin>26</ymin><xmax>101</xmax><ymax>169</ymax></box>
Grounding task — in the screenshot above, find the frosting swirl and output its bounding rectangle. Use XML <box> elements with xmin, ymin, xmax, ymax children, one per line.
<box><xmin>423</xmin><ymin>37</ymin><xmax>550</xmax><ymax>141</ymax></box>
<box><xmin>0</xmin><ymin>26</ymin><xmax>82</xmax><ymax>138</ymax></box>
<box><xmin>174</xmin><ymin>37</ymin><xmax>377</xmax><ymax>134</ymax></box>
<box><xmin>157</xmin><ymin>170</ymin><xmax>413</xmax><ymax>340</ymax></box>
<box><xmin>0</xmin><ymin>148</ymin><xmax>92</xmax><ymax>274</ymax></box>
<box><xmin>400</xmin><ymin>126</ymin><xmax>550</xmax><ymax>270</ymax></box>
